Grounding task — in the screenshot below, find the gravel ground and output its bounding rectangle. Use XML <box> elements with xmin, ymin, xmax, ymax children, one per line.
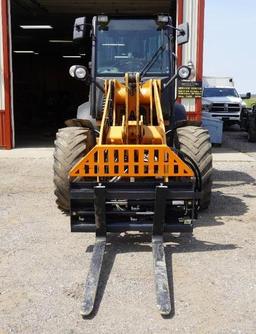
<box><xmin>0</xmin><ymin>130</ymin><xmax>256</xmax><ymax>334</ymax></box>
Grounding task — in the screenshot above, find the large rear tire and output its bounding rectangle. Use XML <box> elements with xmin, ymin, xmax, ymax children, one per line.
<box><xmin>248</xmin><ymin>115</ymin><xmax>256</xmax><ymax>142</ymax></box>
<box><xmin>175</xmin><ymin>126</ymin><xmax>213</xmax><ymax>210</ymax></box>
<box><xmin>53</xmin><ymin>127</ymin><xmax>96</xmax><ymax>212</ymax></box>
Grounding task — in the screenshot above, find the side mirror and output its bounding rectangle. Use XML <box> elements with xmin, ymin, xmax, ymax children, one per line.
<box><xmin>241</xmin><ymin>92</ymin><xmax>251</xmax><ymax>100</ymax></box>
<box><xmin>177</xmin><ymin>22</ymin><xmax>189</xmax><ymax>45</ymax></box>
<box><xmin>73</xmin><ymin>17</ymin><xmax>87</xmax><ymax>41</ymax></box>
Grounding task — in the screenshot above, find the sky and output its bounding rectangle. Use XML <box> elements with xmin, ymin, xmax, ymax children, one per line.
<box><xmin>204</xmin><ymin>0</ymin><xmax>256</xmax><ymax>93</ymax></box>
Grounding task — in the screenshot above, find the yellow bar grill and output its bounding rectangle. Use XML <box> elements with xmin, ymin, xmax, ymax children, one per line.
<box><xmin>69</xmin><ymin>145</ymin><xmax>194</xmax><ymax>178</ymax></box>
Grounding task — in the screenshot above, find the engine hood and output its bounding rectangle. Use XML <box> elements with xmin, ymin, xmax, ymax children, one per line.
<box><xmin>202</xmin><ymin>96</ymin><xmax>243</xmax><ymax>105</ymax></box>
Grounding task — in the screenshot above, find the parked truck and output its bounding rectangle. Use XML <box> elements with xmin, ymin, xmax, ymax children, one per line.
<box><xmin>202</xmin><ymin>76</ymin><xmax>248</xmax><ymax>127</ymax></box>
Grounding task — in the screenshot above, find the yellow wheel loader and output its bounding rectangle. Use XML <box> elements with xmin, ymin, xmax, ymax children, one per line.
<box><xmin>53</xmin><ymin>15</ymin><xmax>212</xmax><ymax>316</ymax></box>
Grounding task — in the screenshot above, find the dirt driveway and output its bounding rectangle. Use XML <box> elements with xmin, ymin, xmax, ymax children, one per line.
<box><xmin>0</xmin><ymin>129</ymin><xmax>256</xmax><ymax>334</ymax></box>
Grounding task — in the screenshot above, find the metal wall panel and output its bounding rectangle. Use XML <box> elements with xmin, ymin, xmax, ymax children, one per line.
<box><xmin>0</xmin><ymin>0</ymin><xmax>12</xmax><ymax>149</ymax></box>
<box><xmin>0</xmin><ymin>0</ymin><xmax>5</xmax><ymax>111</ymax></box>
<box><xmin>182</xmin><ymin>0</ymin><xmax>198</xmax><ymax>114</ymax></box>
<box><xmin>177</xmin><ymin>0</ymin><xmax>205</xmax><ymax>119</ymax></box>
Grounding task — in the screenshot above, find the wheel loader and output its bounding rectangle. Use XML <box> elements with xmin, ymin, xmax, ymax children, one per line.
<box><xmin>53</xmin><ymin>15</ymin><xmax>212</xmax><ymax>316</ymax></box>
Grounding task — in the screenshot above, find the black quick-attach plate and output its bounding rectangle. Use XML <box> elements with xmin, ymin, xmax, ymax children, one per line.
<box><xmin>70</xmin><ymin>181</ymin><xmax>198</xmax><ymax>233</ymax></box>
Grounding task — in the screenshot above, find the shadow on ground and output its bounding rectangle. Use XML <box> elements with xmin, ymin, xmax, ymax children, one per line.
<box><xmin>80</xmin><ymin>232</ymin><xmax>238</xmax><ymax>319</ymax></box>
<box><xmin>66</xmin><ymin>132</ymin><xmax>255</xmax><ymax>319</ymax></box>
<box><xmin>196</xmin><ymin>168</ymin><xmax>252</xmax><ymax>228</ymax></box>
<box><xmin>71</xmin><ymin>168</ymin><xmax>251</xmax><ymax>319</ymax></box>
<box><xmin>213</xmin><ymin>168</ymin><xmax>256</xmax><ymax>188</ymax></box>
<box><xmin>222</xmin><ymin>126</ymin><xmax>256</xmax><ymax>155</ymax></box>
<box><xmin>76</xmin><ymin>168</ymin><xmax>253</xmax><ymax>318</ymax></box>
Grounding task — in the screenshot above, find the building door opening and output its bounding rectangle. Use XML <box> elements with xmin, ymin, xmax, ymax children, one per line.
<box><xmin>11</xmin><ymin>3</ymin><xmax>90</xmax><ymax>147</ymax></box>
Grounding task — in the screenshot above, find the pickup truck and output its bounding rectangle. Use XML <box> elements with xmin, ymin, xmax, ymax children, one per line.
<box><xmin>202</xmin><ymin>77</ymin><xmax>248</xmax><ymax>127</ymax></box>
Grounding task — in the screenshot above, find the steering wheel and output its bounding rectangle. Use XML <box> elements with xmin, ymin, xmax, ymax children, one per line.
<box><xmin>98</xmin><ymin>66</ymin><xmax>119</xmax><ymax>73</ymax></box>
<box><xmin>121</xmin><ymin>59</ymin><xmax>145</xmax><ymax>72</ymax></box>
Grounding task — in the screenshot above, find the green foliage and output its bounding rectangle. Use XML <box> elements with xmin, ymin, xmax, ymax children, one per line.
<box><xmin>245</xmin><ymin>98</ymin><xmax>256</xmax><ymax>108</ymax></box>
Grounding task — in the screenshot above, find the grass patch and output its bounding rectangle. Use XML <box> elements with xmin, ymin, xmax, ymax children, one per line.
<box><xmin>245</xmin><ymin>98</ymin><xmax>256</xmax><ymax>108</ymax></box>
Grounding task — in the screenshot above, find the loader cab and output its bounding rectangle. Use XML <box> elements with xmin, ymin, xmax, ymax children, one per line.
<box><xmin>72</xmin><ymin>15</ymin><xmax>188</xmax><ymax>120</ymax></box>
<box><xmin>94</xmin><ymin>17</ymin><xmax>171</xmax><ymax>77</ymax></box>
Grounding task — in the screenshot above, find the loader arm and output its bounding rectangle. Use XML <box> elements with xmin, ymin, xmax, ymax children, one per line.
<box><xmin>70</xmin><ymin>73</ymin><xmax>194</xmax><ymax>179</ymax></box>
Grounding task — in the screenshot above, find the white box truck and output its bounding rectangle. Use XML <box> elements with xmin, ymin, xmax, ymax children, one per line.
<box><xmin>202</xmin><ymin>76</ymin><xmax>247</xmax><ymax>126</ymax></box>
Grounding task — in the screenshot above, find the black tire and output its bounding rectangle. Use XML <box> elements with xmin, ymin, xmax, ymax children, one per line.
<box><xmin>175</xmin><ymin>126</ymin><xmax>213</xmax><ymax>210</ymax></box>
<box><xmin>248</xmin><ymin>116</ymin><xmax>256</xmax><ymax>142</ymax></box>
<box><xmin>53</xmin><ymin>127</ymin><xmax>96</xmax><ymax>212</ymax></box>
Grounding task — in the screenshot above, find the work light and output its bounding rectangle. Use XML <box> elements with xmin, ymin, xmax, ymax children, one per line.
<box><xmin>69</xmin><ymin>65</ymin><xmax>88</xmax><ymax>81</ymax></box>
<box><xmin>97</xmin><ymin>15</ymin><xmax>109</xmax><ymax>24</ymax></box>
<box><xmin>157</xmin><ymin>15</ymin><xmax>170</xmax><ymax>24</ymax></box>
<box><xmin>69</xmin><ymin>65</ymin><xmax>76</xmax><ymax>78</ymax></box>
<box><xmin>177</xmin><ymin>66</ymin><xmax>191</xmax><ymax>80</ymax></box>
<box><xmin>75</xmin><ymin>67</ymin><xmax>87</xmax><ymax>79</ymax></box>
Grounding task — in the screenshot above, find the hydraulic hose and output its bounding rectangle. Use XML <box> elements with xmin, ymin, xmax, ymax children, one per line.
<box><xmin>173</xmin><ymin>148</ymin><xmax>202</xmax><ymax>192</ymax></box>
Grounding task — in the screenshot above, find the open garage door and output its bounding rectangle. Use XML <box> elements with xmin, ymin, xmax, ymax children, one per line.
<box><xmin>22</xmin><ymin>0</ymin><xmax>176</xmax><ymax>15</ymax></box>
<box><xmin>10</xmin><ymin>0</ymin><xmax>176</xmax><ymax>147</ymax></box>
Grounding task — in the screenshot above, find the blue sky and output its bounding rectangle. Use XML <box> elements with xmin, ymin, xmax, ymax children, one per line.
<box><xmin>204</xmin><ymin>0</ymin><xmax>256</xmax><ymax>93</ymax></box>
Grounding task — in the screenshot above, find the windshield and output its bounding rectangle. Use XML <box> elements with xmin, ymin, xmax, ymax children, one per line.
<box><xmin>96</xmin><ymin>19</ymin><xmax>170</xmax><ymax>76</ymax></box>
<box><xmin>203</xmin><ymin>88</ymin><xmax>239</xmax><ymax>98</ymax></box>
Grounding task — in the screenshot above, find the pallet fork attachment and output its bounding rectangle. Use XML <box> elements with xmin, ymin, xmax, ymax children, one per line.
<box><xmin>152</xmin><ymin>186</ymin><xmax>172</xmax><ymax>315</ymax></box>
<box><xmin>78</xmin><ymin>184</ymin><xmax>191</xmax><ymax>317</ymax></box>
<box><xmin>80</xmin><ymin>186</ymin><xmax>107</xmax><ymax>316</ymax></box>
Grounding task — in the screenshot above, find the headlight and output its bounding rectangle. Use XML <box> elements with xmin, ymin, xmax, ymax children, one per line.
<box><xmin>157</xmin><ymin>15</ymin><xmax>170</xmax><ymax>24</ymax></box>
<box><xmin>75</xmin><ymin>66</ymin><xmax>87</xmax><ymax>79</ymax></box>
<box><xmin>177</xmin><ymin>66</ymin><xmax>191</xmax><ymax>80</ymax></box>
<box><xmin>69</xmin><ymin>65</ymin><xmax>89</xmax><ymax>81</ymax></box>
<box><xmin>202</xmin><ymin>104</ymin><xmax>210</xmax><ymax>112</ymax></box>
<box><xmin>69</xmin><ymin>65</ymin><xmax>76</xmax><ymax>78</ymax></box>
<box><xmin>97</xmin><ymin>15</ymin><xmax>109</xmax><ymax>24</ymax></box>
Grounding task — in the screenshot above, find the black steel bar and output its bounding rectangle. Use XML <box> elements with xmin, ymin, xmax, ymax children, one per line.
<box><xmin>153</xmin><ymin>186</ymin><xmax>168</xmax><ymax>235</ymax></box>
<box><xmin>94</xmin><ymin>185</ymin><xmax>106</xmax><ymax>236</ymax></box>
<box><xmin>71</xmin><ymin>223</ymin><xmax>193</xmax><ymax>233</ymax></box>
<box><xmin>80</xmin><ymin>185</ymin><xmax>107</xmax><ymax>317</ymax></box>
<box><xmin>80</xmin><ymin>236</ymin><xmax>106</xmax><ymax>317</ymax></box>
<box><xmin>74</xmin><ymin>210</ymin><xmax>155</xmax><ymax>217</ymax></box>
<box><xmin>152</xmin><ymin>235</ymin><xmax>172</xmax><ymax>315</ymax></box>
<box><xmin>71</xmin><ymin>189</ymin><xmax>199</xmax><ymax>200</ymax></box>
<box><xmin>152</xmin><ymin>186</ymin><xmax>171</xmax><ymax>315</ymax></box>
<box><xmin>70</xmin><ymin>180</ymin><xmax>195</xmax><ymax>187</ymax></box>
